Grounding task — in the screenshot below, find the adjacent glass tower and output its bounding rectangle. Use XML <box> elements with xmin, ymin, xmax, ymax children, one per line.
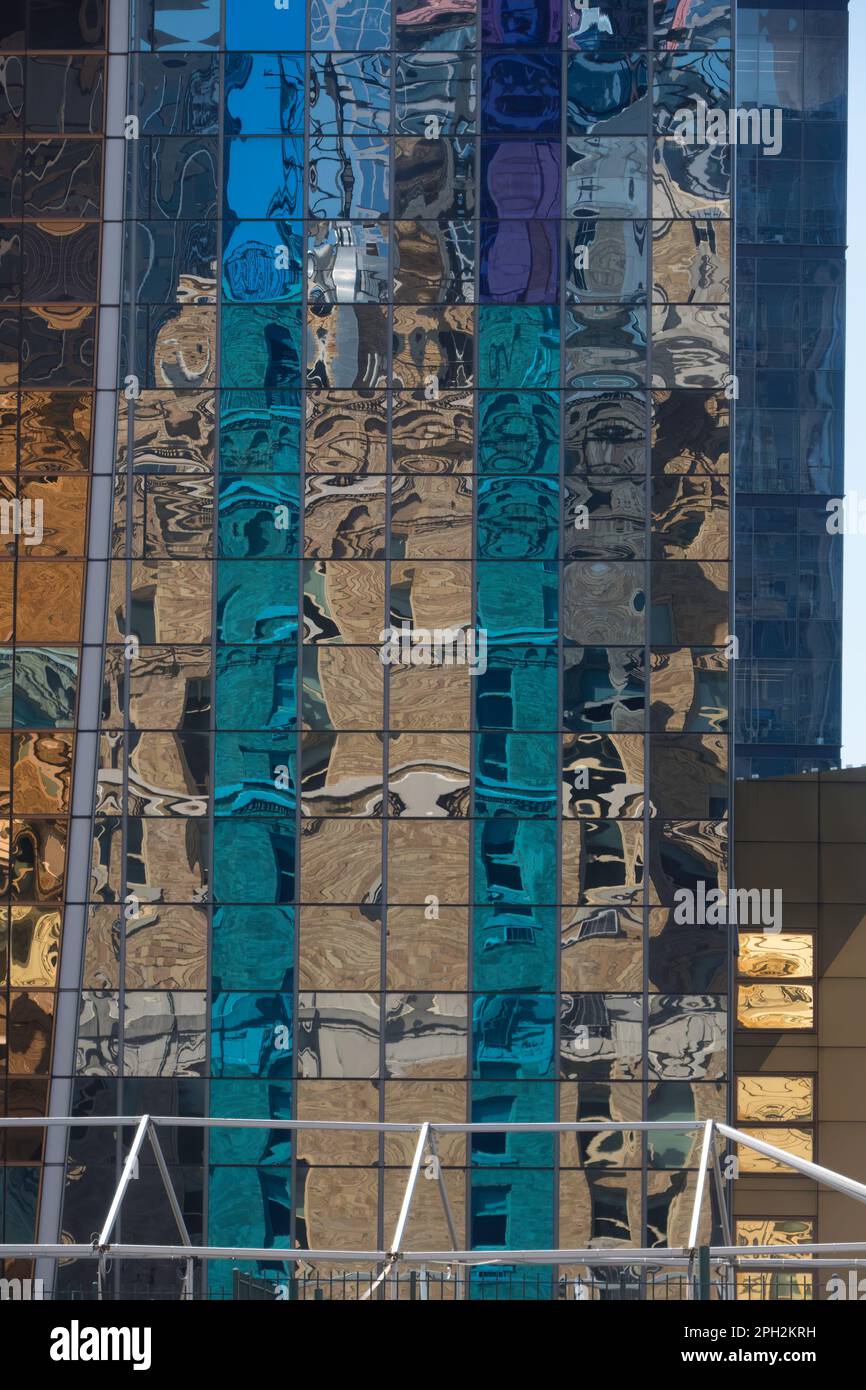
<box><xmin>734</xmin><ymin>0</ymin><xmax>847</xmax><ymax>777</ymax></box>
<box><xmin>1</xmin><ymin>0</ymin><xmax>743</xmax><ymax>1298</ymax></box>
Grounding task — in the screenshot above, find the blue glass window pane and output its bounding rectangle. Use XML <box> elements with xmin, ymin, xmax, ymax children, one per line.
<box><xmin>226</xmin><ymin>0</ymin><xmax>306</xmax><ymax>50</ymax></box>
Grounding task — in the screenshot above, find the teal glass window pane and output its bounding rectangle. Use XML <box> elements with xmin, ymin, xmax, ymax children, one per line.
<box><xmin>474</xmin><ymin>820</ymin><xmax>558</xmax><ymax>906</ymax></box>
<box><xmin>477</xmin><ymin>477</ymin><xmax>559</xmax><ymax>558</ymax></box>
<box><xmin>475</xmin><ymin>732</ymin><xmax>559</xmax><ymax>817</ymax></box>
<box><xmin>473</xmin><ymin>993</ymin><xmax>556</xmax><ymax>1079</ymax></box>
<box><xmin>217</xmin><ymin>561</ymin><xmax>298</xmax><ymax>644</ymax></box>
<box><xmin>478</xmin><ymin>390</ymin><xmax>560</xmax><ymax>474</ymax></box>
<box><xmin>475</xmin><ymin>645</ymin><xmax>558</xmax><ymax>730</ymax></box>
<box><xmin>211</xmin><ymin>992</ymin><xmax>293</xmax><ymax>1078</ymax></box>
<box><xmin>473</xmin><ymin>906</ymin><xmax>557</xmax><ymax>992</ymax></box>
<box><xmin>212</xmin><ymin>907</ymin><xmax>294</xmax><ymax>991</ymax></box>
<box><xmin>220</xmin><ymin>306</ymin><xmax>303</xmax><ymax>389</ymax></box>
<box><xmin>478</xmin><ymin>305</ymin><xmax>560</xmax><ymax>388</ymax></box>
<box><xmin>218</xmin><ymin>475</ymin><xmax>300</xmax><ymax>558</ymax></box>
<box><xmin>213</xmin><ymin>820</ymin><xmax>296</xmax><ymax>903</ymax></box>
<box><xmin>215</xmin><ymin>644</ymin><xmax>298</xmax><ymax>730</ymax></box>
<box><xmin>214</xmin><ymin>731</ymin><xmax>296</xmax><ymax>817</ymax></box>
<box><xmin>209</xmin><ymin>1079</ymin><xmax>293</xmax><ymax>1163</ymax></box>
<box><xmin>220</xmin><ymin>393</ymin><xmax>301</xmax><ymax>474</ymax></box>
<box><xmin>476</xmin><ymin>560</ymin><xmax>558</xmax><ymax>642</ymax></box>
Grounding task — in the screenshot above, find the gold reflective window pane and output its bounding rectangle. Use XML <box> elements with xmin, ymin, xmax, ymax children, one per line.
<box><xmin>737</xmin><ymin>983</ymin><xmax>814</xmax><ymax>1030</ymax></box>
<box><xmin>9</xmin><ymin>907</ymin><xmax>60</xmax><ymax>987</ymax></box>
<box><xmin>738</xmin><ymin>933</ymin><xmax>813</xmax><ymax>979</ymax></box>
<box><xmin>12</xmin><ymin>731</ymin><xmax>72</xmax><ymax>814</ymax></box>
<box><xmin>737</xmin><ymin>1127</ymin><xmax>813</xmax><ymax>1174</ymax></box>
<box><xmin>20</xmin><ymin>475</ymin><xmax>89</xmax><ymax>558</ymax></box>
<box><xmin>736</xmin><ymin>1220</ymin><xmax>813</xmax><ymax>1302</ymax></box>
<box><xmin>15</xmin><ymin>560</ymin><xmax>83</xmax><ymax>641</ymax></box>
<box><xmin>736</xmin><ymin>1074</ymin><xmax>814</xmax><ymax>1124</ymax></box>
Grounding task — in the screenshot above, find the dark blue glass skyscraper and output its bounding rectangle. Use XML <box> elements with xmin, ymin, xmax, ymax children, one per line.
<box><xmin>735</xmin><ymin>0</ymin><xmax>847</xmax><ymax>777</ymax></box>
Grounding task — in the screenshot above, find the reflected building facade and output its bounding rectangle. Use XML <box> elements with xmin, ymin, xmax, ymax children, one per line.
<box><xmin>0</xmin><ymin>0</ymin><xmax>743</xmax><ymax>1297</ymax></box>
<box><xmin>734</xmin><ymin>0</ymin><xmax>846</xmax><ymax>777</ymax></box>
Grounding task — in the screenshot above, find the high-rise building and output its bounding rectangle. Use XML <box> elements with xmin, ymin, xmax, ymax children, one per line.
<box><xmin>0</xmin><ymin>0</ymin><xmax>845</xmax><ymax>1303</ymax></box>
<box><xmin>734</xmin><ymin>768</ymin><xmax>866</xmax><ymax>1300</ymax></box>
<box><xmin>734</xmin><ymin>0</ymin><xmax>847</xmax><ymax>777</ymax></box>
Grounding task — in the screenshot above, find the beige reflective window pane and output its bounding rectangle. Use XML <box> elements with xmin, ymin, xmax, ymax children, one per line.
<box><xmin>383</xmin><ymin>1078</ymin><xmax>466</xmax><ymax>1165</ymax></box>
<box><xmin>387</xmin><ymin>732</ymin><xmax>469</xmax><ymax>817</ymax></box>
<box><xmin>390</xmin><ymin>559</ymin><xmax>472</xmax><ymax>630</ymax></box>
<box><xmin>303</xmin><ymin>559</ymin><xmax>386</xmax><ymax>644</ymax></box>
<box><xmin>299</xmin><ymin>818</ymin><xmax>382</xmax><ymax>904</ymax></box>
<box><xmin>390</xmin><ymin>475</ymin><xmax>473</xmax><ymax>559</ymax></box>
<box><xmin>651</xmin><ymin>219</ymin><xmax>731</xmax><ymax>304</ymax></box>
<box><xmin>302</xmin><ymin>1167</ymin><xmax>379</xmax><ymax>1251</ymax></box>
<box><xmin>737</xmin><ymin>983</ymin><xmax>814</xmax><ymax>1029</ymax></box>
<box><xmin>387</xmin><ymin>819</ymin><xmax>470</xmax><ymax>904</ymax></box>
<box><xmin>297</xmin><ymin>992</ymin><xmax>381</xmax><ymax>1078</ymax></box>
<box><xmin>651</xmin><ymin>474</ymin><xmax>729</xmax><ymax>561</ymax></box>
<box><xmin>300</xmin><ymin>731</ymin><xmax>384</xmax><ymax>817</ymax></box>
<box><xmin>122</xmin><ymin>990</ymin><xmax>206</xmax><ymax>1076</ymax></box>
<box><xmin>736</xmin><ymin>1075</ymin><xmax>814</xmax><ymax>1124</ymax></box>
<box><xmin>124</xmin><ymin>905</ymin><xmax>207</xmax><ymax>989</ymax></box>
<box><xmin>559</xmin><ymin>1080</ymin><xmax>643</xmax><ymax>1169</ymax></box>
<box><xmin>649</xmin><ymin>647</ymin><xmax>728</xmax><ymax>733</ymax></box>
<box><xmin>560</xmin><ymin>906</ymin><xmax>643</xmax><ymax>991</ymax></box>
<box><xmin>296</xmin><ymin>1078</ymin><xmax>379</xmax><ymax>1165</ymax></box>
<box><xmin>384</xmin><ymin>991</ymin><xmax>468</xmax><ymax>1079</ymax></box>
<box><xmin>303</xmin><ymin>646</ymin><xmax>384</xmax><ymax>730</ymax></box>
<box><xmin>388</xmin><ymin>663</ymin><xmax>471</xmax><ymax>731</ymax></box>
<box><xmin>305</xmin><ymin>390</ymin><xmax>387</xmax><ymax>474</ymax></box>
<box><xmin>391</xmin><ymin>389</ymin><xmax>473</xmax><ymax>474</ymax></box>
<box><xmin>386</xmin><ymin>906</ymin><xmax>468</xmax><ymax>990</ymax></box>
<box><xmin>298</xmin><ymin>906</ymin><xmax>381</xmax><ymax>990</ymax></box>
<box><xmin>117</xmin><ymin>391</ymin><xmax>214</xmax><ymax>476</ymax></box>
<box><xmin>107</xmin><ymin>560</ymin><xmax>212</xmax><ymax>643</ymax></box>
<box><xmin>304</xmin><ymin>474</ymin><xmax>386</xmax><ymax>559</ymax></box>
<box><xmin>562</xmin><ymin>732</ymin><xmax>645</xmax><ymax>820</ymax></box>
<box><xmin>737</xmin><ymin>1127</ymin><xmax>814</xmax><ymax>1174</ymax></box>
<box><xmin>738</xmin><ymin>933</ymin><xmax>813</xmax><ymax>979</ymax></box>
<box><xmin>383</xmin><ymin>1168</ymin><xmax>465</xmax><ymax>1258</ymax></box>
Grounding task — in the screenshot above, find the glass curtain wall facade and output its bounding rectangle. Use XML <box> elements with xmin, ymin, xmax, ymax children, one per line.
<box><xmin>13</xmin><ymin>0</ymin><xmax>734</xmax><ymax>1298</ymax></box>
<box><xmin>734</xmin><ymin>0</ymin><xmax>847</xmax><ymax>777</ymax></box>
<box><xmin>0</xmin><ymin>0</ymin><xmax>106</xmax><ymax>1284</ymax></box>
